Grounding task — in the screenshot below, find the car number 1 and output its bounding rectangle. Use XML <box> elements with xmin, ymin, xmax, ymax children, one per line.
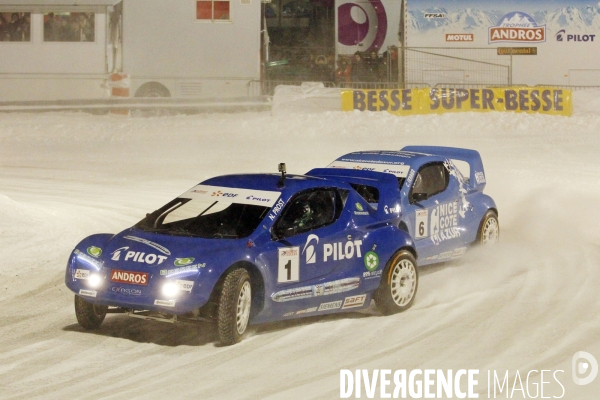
<box><xmin>278</xmin><ymin>247</ymin><xmax>300</xmax><ymax>283</ymax></box>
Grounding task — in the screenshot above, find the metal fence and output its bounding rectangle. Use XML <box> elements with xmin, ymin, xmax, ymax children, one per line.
<box><xmin>405</xmin><ymin>47</ymin><xmax>512</xmax><ymax>87</ymax></box>
<box><xmin>257</xmin><ymin>46</ymin><xmax>514</xmax><ymax>94</ymax></box>
<box><xmin>338</xmin><ymin>82</ymin><xmax>430</xmax><ymax>90</ymax></box>
<box><xmin>250</xmin><ymin>46</ymin><xmax>600</xmax><ymax>96</ymax></box>
<box><xmin>434</xmin><ymin>83</ymin><xmax>526</xmax><ymax>89</ymax></box>
<box><xmin>534</xmin><ymin>84</ymin><xmax>600</xmax><ymax>90</ymax></box>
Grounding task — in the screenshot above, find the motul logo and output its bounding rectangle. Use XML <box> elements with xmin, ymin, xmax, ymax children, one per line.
<box><xmin>110</xmin><ymin>270</ymin><xmax>148</xmax><ymax>286</ymax></box>
<box><xmin>446</xmin><ymin>34</ymin><xmax>473</xmax><ymax>42</ymax></box>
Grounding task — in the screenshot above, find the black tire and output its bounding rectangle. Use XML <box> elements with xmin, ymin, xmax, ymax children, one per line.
<box><xmin>374</xmin><ymin>250</ymin><xmax>418</xmax><ymax>315</ymax></box>
<box><xmin>216</xmin><ymin>268</ymin><xmax>252</xmax><ymax>346</ymax></box>
<box><xmin>74</xmin><ymin>295</ymin><xmax>108</xmax><ymax>329</ymax></box>
<box><xmin>476</xmin><ymin>210</ymin><xmax>499</xmax><ymax>245</ymax></box>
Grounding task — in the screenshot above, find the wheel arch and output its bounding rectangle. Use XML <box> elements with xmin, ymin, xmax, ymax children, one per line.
<box><xmin>475</xmin><ymin>207</ymin><xmax>500</xmax><ymax>244</ymax></box>
<box><xmin>134</xmin><ymin>81</ymin><xmax>171</xmax><ymax>97</ymax></box>
<box><xmin>386</xmin><ymin>225</ymin><xmax>418</xmax><ymax>261</ymax></box>
<box><xmin>396</xmin><ymin>245</ymin><xmax>418</xmax><ymax>261</ymax></box>
<box><xmin>207</xmin><ymin>261</ymin><xmax>265</xmax><ymax>319</ymax></box>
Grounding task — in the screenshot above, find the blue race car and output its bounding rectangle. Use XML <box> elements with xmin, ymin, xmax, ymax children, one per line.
<box><xmin>65</xmin><ymin>146</ymin><xmax>497</xmax><ymax>345</ymax></box>
<box><xmin>321</xmin><ymin>146</ymin><xmax>499</xmax><ymax>264</ymax></box>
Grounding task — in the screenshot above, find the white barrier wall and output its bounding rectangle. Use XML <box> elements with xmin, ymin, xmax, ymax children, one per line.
<box><xmin>271</xmin><ymin>83</ymin><xmax>343</xmax><ymax>115</ymax></box>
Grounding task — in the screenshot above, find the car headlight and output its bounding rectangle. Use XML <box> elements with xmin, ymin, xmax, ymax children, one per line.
<box><xmin>88</xmin><ymin>273</ymin><xmax>103</xmax><ymax>288</ymax></box>
<box><xmin>162</xmin><ymin>282</ymin><xmax>179</xmax><ymax>297</ymax></box>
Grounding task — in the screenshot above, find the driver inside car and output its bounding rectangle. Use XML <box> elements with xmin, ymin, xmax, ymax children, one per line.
<box><xmin>294</xmin><ymin>203</ymin><xmax>314</xmax><ymax>229</ymax></box>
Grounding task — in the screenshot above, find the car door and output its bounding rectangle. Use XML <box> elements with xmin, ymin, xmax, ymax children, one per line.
<box><xmin>259</xmin><ymin>187</ymin><xmax>369</xmax><ymax>302</ymax></box>
<box><xmin>406</xmin><ymin>162</ymin><xmax>466</xmax><ymax>263</ymax></box>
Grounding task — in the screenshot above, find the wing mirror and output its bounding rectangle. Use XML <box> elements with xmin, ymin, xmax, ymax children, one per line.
<box><xmin>412</xmin><ymin>192</ymin><xmax>428</xmax><ymax>202</ymax></box>
<box><xmin>272</xmin><ymin>225</ymin><xmax>296</xmax><ymax>241</ymax></box>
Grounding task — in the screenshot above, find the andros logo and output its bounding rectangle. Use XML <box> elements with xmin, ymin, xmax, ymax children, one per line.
<box><xmin>489</xmin><ymin>11</ymin><xmax>545</xmax><ymax>43</ymax></box>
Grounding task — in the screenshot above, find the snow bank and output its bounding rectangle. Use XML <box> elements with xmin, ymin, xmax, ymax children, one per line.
<box><xmin>1</xmin><ymin>92</ymin><xmax>599</xmax><ymax>398</ymax></box>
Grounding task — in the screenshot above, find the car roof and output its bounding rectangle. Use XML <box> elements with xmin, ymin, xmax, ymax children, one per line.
<box><xmin>337</xmin><ymin>150</ymin><xmax>433</xmax><ymax>164</ymax></box>
<box><xmin>200</xmin><ymin>173</ymin><xmax>342</xmax><ymax>194</ymax></box>
<box><xmin>329</xmin><ymin>150</ymin><xmax>440</xmax><ymax>173</ymax></box>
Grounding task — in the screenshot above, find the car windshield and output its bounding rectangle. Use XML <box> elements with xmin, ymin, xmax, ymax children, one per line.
<box><xmin>136</xmin><ymin>198</ymin><xmax>270</xmax><ymax>239</ymax></box>
<box><xmin>135</xmin><ymin>184</ymin><xmax>281</xmax><ymax>239</ymax></box>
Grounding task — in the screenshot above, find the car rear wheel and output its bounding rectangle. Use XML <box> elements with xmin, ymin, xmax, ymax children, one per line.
<box><xmin>217</xmin><ymin>268</ymin><xmax>252</xmax><ymax>346</ymax></box>
<box><xmin>74</xmin><ymin>295</ymin><xmax>108</xmax><ymax>329</ymax></box>
<box><xmin>477</xmin><ymin>210</ymin><xmax>499</xmax><ymax>245</ymax></box>
<box><xmin>374</xmin><ymin>250</ymin><xmax>418</xmax><ymax>315</ymax></box>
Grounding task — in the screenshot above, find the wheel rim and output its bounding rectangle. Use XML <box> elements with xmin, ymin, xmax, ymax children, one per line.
<box><xmin>236</xmin><ymin>281</ymin><xmax>251</xmax><ymax>335</ymax></box>
<box><xmin>482</xmin><ymin>217</ymin><xmax>499</xmax><ymax>244</ymax></box>
<box><xmin>92</xmin><ymin>304</ymin><xmax>105</xmax><ymax>319</ymax></box>
<box><xmin>390</xmin><ymin>259</ymin><xmax>417</xmax><ymax>307</ymax></box>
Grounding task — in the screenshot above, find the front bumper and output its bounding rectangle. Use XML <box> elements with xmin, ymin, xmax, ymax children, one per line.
<box><xmin>65</xmin><ymin>252</ymin><xmax>210</xmax><ymax>314</ymax></box>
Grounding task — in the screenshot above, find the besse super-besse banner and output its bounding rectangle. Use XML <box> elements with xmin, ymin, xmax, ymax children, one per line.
<box><xmin>341</xmin><ymin>87</ymin><xmax>572</xmax><ymax>116</ymax></box>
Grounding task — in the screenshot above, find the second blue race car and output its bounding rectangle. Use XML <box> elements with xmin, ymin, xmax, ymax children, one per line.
<box><xmin>65</xmin><ymin>146</ymin><xmax>498</xmax><ymax>345</ymax></box>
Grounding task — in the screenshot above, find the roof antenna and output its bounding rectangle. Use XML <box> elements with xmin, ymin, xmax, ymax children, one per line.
<box><xmin>277</xmin><ymin>163</ymin><xmax>286</xmax><ymax>187</ymax></box>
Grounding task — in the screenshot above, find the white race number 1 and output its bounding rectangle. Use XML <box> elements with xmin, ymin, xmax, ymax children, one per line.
<box><xmin>278</xmin><ymin>247</ymin><xmax>300</xmax><ymax>283</ymax></box>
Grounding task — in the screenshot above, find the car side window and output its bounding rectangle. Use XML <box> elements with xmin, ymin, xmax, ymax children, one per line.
<box><xmin>350</xmin><ymin>184</ymin><xmax>379</xmax><ymax>205</ymax></box>
<box><xmin>410</xmin><ymin>163</ymin><xmax>449</xmax><ymax>203</ymax></box>
<box><xmin>274</xmin><ymin>189</ymin><xmax>338</xmax><ymax>239</ymax></box>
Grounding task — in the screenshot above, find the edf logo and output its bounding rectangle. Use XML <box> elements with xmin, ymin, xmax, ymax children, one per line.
<box><xmin>556</xmin><ymin>29</ymin><xmax>595</xmax><ymax>42</ymax></box>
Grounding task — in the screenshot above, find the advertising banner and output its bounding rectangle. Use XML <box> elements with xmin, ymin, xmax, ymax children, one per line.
<box><xmin>407</xmin><ymin>0</ymin><xmax>597</xmax><ymax>46</ymax></box>
<box><xmin>406</xmin><ymin>0</ymin><xmax>600</xmax><ymax>85</ymax></box>
<box><xmin>336</xmin><ymin>0</ymin><xmax>400</xmax><ymax>54</ymax></box>
<box><xmin>341</xmin><ymin>87</ymin><xmax>573</xmax><ymax>116</ymax></box>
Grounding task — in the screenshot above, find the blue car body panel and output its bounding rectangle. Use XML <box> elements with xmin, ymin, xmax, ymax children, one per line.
<box><xmin>65</xmin><ymin>173</ymin><xmax>415</xmax><ymax>323</ymax></box>
<box><xmin>65</xmin><ymin>146</ymin><xmax>496</xmax><ymax>327</ymax></box>
<box><xmin>322</xmin><ymin>146</ymin><xmax>497</xmax><ymax>265</ymax></box>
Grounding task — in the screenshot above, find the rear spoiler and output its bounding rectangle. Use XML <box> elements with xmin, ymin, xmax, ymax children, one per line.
<box><xmin>306</xmin><ymin>168</ymin><xmax>402</xmax><ymax>219</ymax></box>
<box><xmin>401</xmin><ymin>145</ymin><xmax>487</xmax><ymax>191</ymax></box>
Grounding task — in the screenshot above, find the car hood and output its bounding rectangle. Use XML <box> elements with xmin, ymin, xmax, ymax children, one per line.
<box><xmin>100</xmin><ymin>228</ymin><xmax>249</xmax><ymax>273</ymax></box>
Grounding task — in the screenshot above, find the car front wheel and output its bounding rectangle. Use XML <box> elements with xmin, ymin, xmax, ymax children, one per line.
<box><xmin>216</xmin><ymin>268</ymin><xmax>252</xmax><ymax>346</ymax></box>
<box><xmin>74</xmin><ymin>295</ymin><xmax>108</xmax><ymax>329</ymax></box>
<box><xmin>374</xmin><ymin>250</ymin><xmax>418</xmax><ymax>315</ymax></box>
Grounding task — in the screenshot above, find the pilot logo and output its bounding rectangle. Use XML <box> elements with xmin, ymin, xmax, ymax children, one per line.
<box><xmin>111</xmin><ymin>246</ymin><xmax>129</xmax><ymax>261</ymax></box>
<box><xmin>572</xmin><ymin>351</ymin><xmax>598</xmax><ymax>385</ymax></box>
<box><xmin>303</xmin><ymin>234</ymin><xmax>319</xmax><ymax>264</ymax></box>
<box><xmin>555</xmin><ymin>29</ymin><xmax>595</xmax><ymax>42</ymax></box>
